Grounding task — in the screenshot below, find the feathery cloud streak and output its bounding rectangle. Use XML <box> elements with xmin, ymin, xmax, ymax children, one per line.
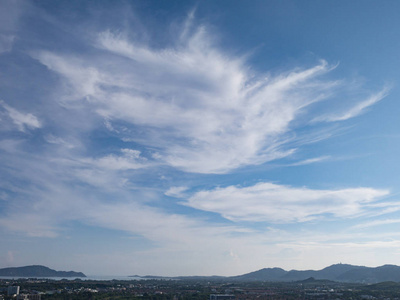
<box><xmin>34</xmin><ymin>25</ymin><xmax>385</xmax><ymax>174</ymax></box>
<box><xmin>314</xmin><ymin>87</ymin><xmax>390</xmax><ymax>122</ymax></box>
<box><xmin>0</xmin><ymin>101</ymin><xmax>42</xmax><ymax>132</ymax></box>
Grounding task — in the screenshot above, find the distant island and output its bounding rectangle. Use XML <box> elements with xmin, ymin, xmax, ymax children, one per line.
<box><xmin>5</xmin><ymin>264</ymin><xmax>400</xmax><ymax>283</ymax></box>
<box><xmin>0</xmin><ymin>265</ymin><xmax>86</xmax><ymax>278</ymax></box>
<box><xmin>134</xmin><ymin>264</ymin><xmax>400</xmax><ymax>284</ymax></box>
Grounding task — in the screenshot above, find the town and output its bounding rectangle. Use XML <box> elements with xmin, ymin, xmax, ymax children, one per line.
<box><xmin>2</xmin><ymin>278</ymin><xmax>400</xmax><ymax>300</ymax></box>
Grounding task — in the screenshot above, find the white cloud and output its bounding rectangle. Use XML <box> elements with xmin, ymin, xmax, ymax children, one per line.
<box><xmin>184</xmin><ymin>182</ymin><xmax>390</xmax><ymax>223</ymax></box>
<box><xmin>0</xmin><ymin>214</ymin><xmax>59</xmax><ymax>238</ymax></box>
<box><xmin>0</xmin><ymin>101</ymin><xmax>41</xmax><ymax>132</ymax></box>
<box><xmin>0</xmin><ymin>141</ymin><xmax>397</xmax><ymax>274</ymax></box>
<box><xmin>33</xmin><ymin>25</ymin><xmax>371</xmax><ymax>174</ymax></box>
<box><xmin>36</xmin><ymin>52</ymin><xmax>103</xmax><ymax>101</ymax></box>
<box><xmin>45</xmin><ymin>134</ymin><xmax>75</xmax><ymax>149</ymax></box>
<box><xmin>2</xmin><ymin>182</ymin><xmax>399</xmax><ymax>275</ymax></box>
<box><xmin>165</xmin><ymin>186</ymin><xmax>188</xmax><ymax>198</ymax></box>
<box><xmin>0</xmin><ymin>167</ymin><xmax>267</xmax><ymax>272</ymax></box>
<box><xmin>352</xmin><ymin>218</ymin><xmax>400</xmax><ymax>229</ymax></box>
<box><xmin>288</xmin><ymin>155</ymin><xmax>331</xmax><ymax>166</ymax></box>
<box><xmin>314</xmin><ymin>87</ymin><xmax>390</xmax><ymax>122</ymax></box>
<box><xmin>83</xmin><ymin>148</ymin><xmax>149</xmax><ymax>171</ymax></box>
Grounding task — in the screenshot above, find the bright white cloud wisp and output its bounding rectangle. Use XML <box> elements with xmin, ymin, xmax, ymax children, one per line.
<box><xmin>314</xmin><ymin>87</ymin><xmax>390</xmax><ymax>122</ymax></box>
<box><xmin>184</xmin><ymin>182</ymin><xmax>390</xmax><ymax>223</ymax></box>
<box><xmin>34</xmin><ymin>25</ymin><xmax>385</xmax><ymax>174</ymax></box>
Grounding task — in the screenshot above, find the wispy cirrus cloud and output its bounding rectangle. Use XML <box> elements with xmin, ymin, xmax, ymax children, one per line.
<box><xmin>165</xmin><ymin>186</ymin><xmax>189</xmax><ymax>198</ymax></box>
<box><xmin>352</xmin><ymin>218</ymin><xmax>400</xmax><ymax>229</ymax></box>
<box><xmin>0</xmin><ymin>134</ymin><xmax>397</xmax><ymax>274</ymax></box>
<box><xmin>83</xmin><ymin>148</ymin><xmax>150</xmax><ymax>171</ymax></box>
<box><xmin>0</xmin><ymin>101</ymin><xmax>42</xmax><ymax>132</ymax></box>
<box><xmin>314</xmin><ymin>87</ymin><xmax>390</xmax><ymax>122</ymax></box>
<box><xmin>288</xmin><ymin>155</ymin><xmax>331</xmax><ymax>166</ymax></box>
<box><xmin>33</xmin><ymin>22</ymin><xmax>386</xmax><ymax>174</ymax></box>
<box><xmin>184</xmin><ymin>182</ymin><xmax>390</xmax><ymax>223</ymax></box>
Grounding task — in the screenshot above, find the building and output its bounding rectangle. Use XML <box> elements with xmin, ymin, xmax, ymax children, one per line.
<box><xmin>7</xmin><ymin>286</ymin><xmax>20</xmax><ymax>296</ymax></box>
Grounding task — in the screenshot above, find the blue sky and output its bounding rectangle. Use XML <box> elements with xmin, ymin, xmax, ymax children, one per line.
<box><xmin>1</xmin><ymin>0</ymin><xmax>400</xmax><ymax>276</ymax></box>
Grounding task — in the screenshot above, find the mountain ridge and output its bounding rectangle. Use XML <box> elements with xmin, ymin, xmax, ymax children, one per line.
<box><xmin>4</xmin><ymin>264</ymin><xmax>400</xmax><ymax>283</ymax></box>
<box><xmin>135</xmin><ymin>264</ymin><xmax>400</xmax><ymax>284</ymax></box>
<box><xmin>0</xmin><ymin>265</ymin><xmax>86</xmax><ymax>278</ymax></box>
<box><xmin>232</xmin><ymin>263</ymin><xmax>400</xmax><ymax>283</ymax></box>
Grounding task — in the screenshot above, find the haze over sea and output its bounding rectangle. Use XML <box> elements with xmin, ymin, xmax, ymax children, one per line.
<box><xmin>1</xmin><ymin>0</ymin><xmax>400</xmax><ymax>277</ymax></box>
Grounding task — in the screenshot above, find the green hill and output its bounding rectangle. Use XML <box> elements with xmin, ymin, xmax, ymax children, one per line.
<box><xmin>0</xmin><ymin>265</ymin><xmax>86</xmax><ymax>277</ymax></box>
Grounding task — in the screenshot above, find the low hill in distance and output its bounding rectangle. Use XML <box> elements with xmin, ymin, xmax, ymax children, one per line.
<box><xmin>0</xmin><ymin>265</ymin><xmax>86</xmax><ymax>277</ymax></box>
<box><xmin>135</xmin><ymin>264</ymin><xmax>400</xmax><ymax>284</ymax></box>
<box><xmin>232</xmin><ymin>264</ymin><xmax>400</xmax><ymax>284</ymax></box>
<box><xmin>230</xmin><ymin>267</ymin><xmax>287</xmax><ymax>281</ymax></box>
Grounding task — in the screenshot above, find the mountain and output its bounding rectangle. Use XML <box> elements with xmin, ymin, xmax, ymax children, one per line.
<box><xmin>229</xmin><ymin>264</ymin><xmax>400</xmax><ymax>283</ymax></box>
<box><xmin>231</xmin><ymin>267</ymin><xmax>287</xmax><ymax>281</ymax></box>
<box><xmin>131</xmin><ymin>264</ymin><xmax>400</xmax><ymax>284</ymax></box>
<box><xmin>0</xmin><ymin>265</ymin><xmax>86</xmax><ymax>277</ymax></box>
<box><xmin>337</xmin><ymin>265</ymin><xmax>400</xmax><ymax>283</ymax></box>
<box><xmin>315</xmin><ymin>263</ymin><xmax>359</xmax><ymax>279</ymax></box>
<box><xmin>280</xmin><ymin>264</ymin><xmax>360</xmax><ymax>281</ymax></box>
